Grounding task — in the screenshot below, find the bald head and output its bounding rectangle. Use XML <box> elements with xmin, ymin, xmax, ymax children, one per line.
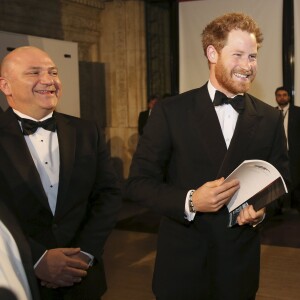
<box><xmin>1</xmin><ymin>46</ymin><xmax>51</xmax><ymax>77</ymax></box>
<box><xmin>0</xmin><ymin>46</ymin><xmax>62</xmax><ymax>119</ymax></box>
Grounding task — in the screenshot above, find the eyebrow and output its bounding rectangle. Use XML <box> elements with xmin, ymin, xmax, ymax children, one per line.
<box><xmin>26</xmin><ymin>66</ymin><xmax>58</xmax><ymax>71</ymax></box>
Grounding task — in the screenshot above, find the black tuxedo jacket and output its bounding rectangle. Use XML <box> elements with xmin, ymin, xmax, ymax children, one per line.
<box><xmin>0</xmin><ymin>108</ymin><xmax>121</xmax><ymax>297</ymax></box>
<box><xmin>126</xmin><ymin>84</ymin><xmax>289</xmax><ymax>299</ymax></box>
<box><xmin>0</xmin><ymin>201</ymin><xmax>40</xmax><ymax>300</ymax></box>
<box><xmin>287</xmin><ymin>105</ymin><xmax>300</xmax><ymax>189</ymax></box>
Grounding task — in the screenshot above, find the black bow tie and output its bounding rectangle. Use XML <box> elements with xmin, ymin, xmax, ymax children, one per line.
<box><xmin>15</xmin><ymin>114</ymin><xmax>57</xmax><ymax>135</ymax></box>
<box><xmin>213</xmin><ymin>90</ymin><xmax>245</xmax><ymax>113</ymax></box>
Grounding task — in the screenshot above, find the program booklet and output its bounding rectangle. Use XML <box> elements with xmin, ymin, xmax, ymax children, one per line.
<box><xmin>224</xmin><ymin>160</ymin><xmax>288</xmax><ymax>227</ymax></box>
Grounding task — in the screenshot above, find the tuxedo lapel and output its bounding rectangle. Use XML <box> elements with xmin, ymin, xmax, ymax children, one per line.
<box><xmin>217</xmin><ymin>94</ymin><xmax>262</xmax><ymax>177</ymax></box>
<box><xmin>54</xmin><ymin>113</ymin><xmax>76</xmax><ymax>217</ymax></box>
<box><xmin>0</xmin><ymin>109</ymin><xmax>49</xmax><ymax>209</ymax></box>
<box><xmin>188</xmin><ymin>86</ymin><xmax>227</xmax><ymax>173</ymax></box>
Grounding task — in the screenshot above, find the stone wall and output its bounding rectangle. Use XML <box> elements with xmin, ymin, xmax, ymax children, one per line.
<box><xmin>99</xmin><ymin>0</ymin><xmax>147</xmax><ymax>180</ymax></box>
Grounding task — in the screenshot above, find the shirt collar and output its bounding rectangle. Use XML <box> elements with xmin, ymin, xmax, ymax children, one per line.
<box><xmin>13</xmin><ymin>109</ymin><xmax>53</xmax><ymax>122</ymax></box>
<box><xmin>278</xmin><ymin>103</ymin><xmax>290</xmax><ymax>112</ymax></box>
<box><xmin>207</xmin><ymin>80</ymin><xmax>216</xmax><ymax>102</ymax></box>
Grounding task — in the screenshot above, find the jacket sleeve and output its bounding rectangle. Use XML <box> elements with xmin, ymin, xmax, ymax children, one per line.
<box><xmin>125</xmin><ymin>102</ymin><xmax>189</xmax><ymax>224</ymax></box>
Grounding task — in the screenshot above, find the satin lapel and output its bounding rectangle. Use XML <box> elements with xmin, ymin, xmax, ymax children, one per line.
<box><xmin>188</xmin><ymin>86</ymin><xmax>227</xmax><ymax>172</ymax></box>
<box><xmin>0</xmin><ymin>110</ymin><xmax>49</xmax><ymax>209</ymax></box>
<box><xmin>54</xmin><ymin>113</ymin><xmax>76</xmax><ymax>217</ymax></box>
<box><xmin>217</xmin><ymin>94</ymin><xmax>262</xmax><ymax>177</ymax></box>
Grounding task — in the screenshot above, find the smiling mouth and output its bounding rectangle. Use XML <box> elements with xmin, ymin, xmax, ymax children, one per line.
<box><xmin>233</xmin><ymin>72</ymin><xmax>251</xmax><ymax>79</ymax></box>
<box><xmin>35</xmin><ymin>90</ymin><xmax>56</xmax><ymax>95</ymax></box>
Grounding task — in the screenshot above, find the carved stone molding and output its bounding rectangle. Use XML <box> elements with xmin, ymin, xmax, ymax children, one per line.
<box><xmin>62</xmin><ymin>14</ymin><xmax>101</xmax><ymax>33</ymax></box>
<box><xmin>61</xmin><ymin>0</ymin><xmax>102</xmax><ymax>61</ymax></box>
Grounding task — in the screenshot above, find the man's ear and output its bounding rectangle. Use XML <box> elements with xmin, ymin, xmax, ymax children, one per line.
<box><xmin>207</xmin><ymin>45</ymin><xmax>218</xmax><ymax>63</ymax></box>
<box><xmin>0</xmin><ymin>77</ymin><xmax>12</xmax><ymax>96</ymax></box>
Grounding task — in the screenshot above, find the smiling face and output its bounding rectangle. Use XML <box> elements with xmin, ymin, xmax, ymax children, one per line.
<box><xmin>208</xmin><ymin>29</ymin><xmax>258</xmax><ymax>97</ymax></box>
<box><xmin>0</xmin><ymin>46</ymin><xmax>62</xmax><ymax>119</ymax></box>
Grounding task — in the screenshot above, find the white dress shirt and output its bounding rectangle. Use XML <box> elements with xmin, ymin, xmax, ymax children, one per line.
<box><xmin>0</xmin><ymin>220</ymin><xmax>32</xmax><ymax>300</ymax></box>
<box><xmin>13</xmin><ymin>109</ymin><xmax>60</xmax><ymax>215</ymax></box>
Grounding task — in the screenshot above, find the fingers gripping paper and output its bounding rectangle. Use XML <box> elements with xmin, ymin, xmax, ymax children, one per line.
<box><xmin>224</xmin><ymin>160</ymin><xmax>288</xmax><ymax>227</ymax></box>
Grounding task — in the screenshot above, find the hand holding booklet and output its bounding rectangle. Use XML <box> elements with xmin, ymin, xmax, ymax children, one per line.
<box><xmin>224</xmin><ymin>160</ymin><xmax>288</xmax><ymax>227</ymax></box>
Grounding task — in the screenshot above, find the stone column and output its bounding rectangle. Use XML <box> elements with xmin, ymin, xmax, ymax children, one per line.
<box><xmin>99</xmin><ymin>0</ymin><xmax>147</xmax><ymax>179</ymax></box>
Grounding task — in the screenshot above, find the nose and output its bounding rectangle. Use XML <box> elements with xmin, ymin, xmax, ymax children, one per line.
<box><xmin>240</xmin><ymin>58</ymin><xmax>252</xmax><ymax>71</ymax></box>
<box><xmin>39</xmin><ymin>73</ymin><xmax>54</xmax><ymax>85</ymax></box>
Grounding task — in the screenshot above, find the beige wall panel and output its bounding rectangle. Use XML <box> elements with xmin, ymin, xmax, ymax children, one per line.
<box><xmin>100</xmin><ymin>1</ymin><xmax>147</xmax><ymax>178</ymax></box>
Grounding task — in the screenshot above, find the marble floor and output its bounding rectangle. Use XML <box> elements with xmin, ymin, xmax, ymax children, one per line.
<box><xmin>103</xmin><ymin>230</ymin><xmax>156</xmax><ymax>300</ymax></box>
<box><xmin>102</xmin><ymin>202</ymin><xmax>300</xmax><ymax>300</ymax></box>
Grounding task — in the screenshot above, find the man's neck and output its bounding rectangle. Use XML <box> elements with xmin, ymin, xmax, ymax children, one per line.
<box><xmin>12</xmin><ymin>108</ymin><xmax>54</xmax><ymax>121</ymax></box>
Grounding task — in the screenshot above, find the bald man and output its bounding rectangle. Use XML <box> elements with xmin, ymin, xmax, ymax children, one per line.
<box><xmin>0</xmin><ymin>46</ymin><xmax>121</xmax><ymax>300</ymax></box>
